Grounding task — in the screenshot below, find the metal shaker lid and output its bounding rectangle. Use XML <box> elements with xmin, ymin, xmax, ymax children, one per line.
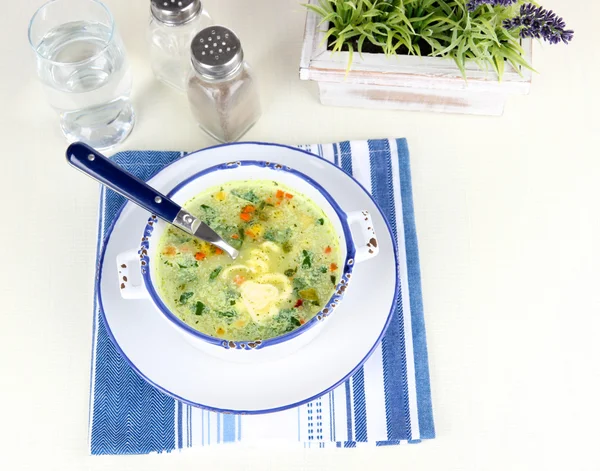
<box><xmin>151</xmin><ymin>0</ymin><xmax>202</xmax><ymax>26</ymax></box>
<box><xmin>190</xmin><ymin>26</ymin><xmax>244</xmax><ymax>79</ymax></box>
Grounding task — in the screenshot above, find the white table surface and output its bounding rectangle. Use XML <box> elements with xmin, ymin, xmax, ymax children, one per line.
<box><xmin>3</xmin><ymin>0</ymin><xmax>599</xmax><ymax>469</ymax></box>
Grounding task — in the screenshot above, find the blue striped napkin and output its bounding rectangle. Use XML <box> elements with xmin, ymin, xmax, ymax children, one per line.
<box><xmin>89</xmin><ymin>139</ymin><xmax>434</xmax><ymax>454</ymax></box>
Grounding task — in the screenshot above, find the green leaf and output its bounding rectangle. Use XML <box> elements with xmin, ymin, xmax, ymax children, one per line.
<box><xmin>284</xmin><ymin>268</ymin><xmax>297</xmax><ymax>277</ymax></box>
<box><xmin>301</xmin><ymin>250</ymin><xmax>313</xmax><ymax>269</ymax></box>
<box><xmin>209</xmin><ymin>266</ymin><xmax>222</xmax><ymax>280</ymax></box>
<box><xmin>499</xmin><ymin>45</ymin><xmax>536</xmax><ymax>72</ymax></box>
<box><xmin>217</xmin><ymin>310</ymin><xmax>237</xmax><ymax>318</ymax></box>
<box><xmin>264</xmin><ymin>228</ymin><xmax>291</xmax><ymax>244</ymax></box>
<box><xmin>299</xmin><ymin>288</ymin><xmax>320</xmax><ymax>303</ymax></box>
<box><xmin>304</xmin><ymin>3</ymin><xmax>329</xmax><ymax>18</ymax></box>
<box><xmin>453</xmin><ymin>54</ymin><xmax>467</xmax><ymax>80</ymax></box>
<box><xmin>331</xmin><ymin>275</ymin><xmax>337</xmax><ymax>286</ymax></box>
<box><xmin>179</xmin><ymin>292</ymin><xmax>194</xmax><ymax>304</ymax></box>
<box><xmin>318</xmin><ymin>218</ymin><xmax>325</xmax><ymax>226</ymax></box>
<box><xmin>493</xmin><ymin>54</ymin><xmax>505</xmax><ymax>80</ymax></box>
<box><xmin>285</xmin><ymin>316</ymin><xmax>302</xmax><ymax>332</ymax></box>
<box><xmin>231</xmin><ymin>189</ymin><xmax>259</xmax><ymax>204</ymax></box>
<box><xmin>345</xmin><ymin>43</ymin><xmax>354</xmax><ymax>74</ymax></box>
<box><xmin>433</xmin><ymin>32</ymin><xmax>464</xmax><ymax>56</ymax></box>
<box><xmin>194</xmin><ymin>301</ymin><xmax>206</xmax><ymax>316</ymax></box>
<box><xmin>258</xmin><ymin>200</ymin><xmax>273</xmax><ymax>211</ymax></box>
<box><xmin>199</xmin><ymin>204</ymin><xmax>216</xmax><ymax>224</ymax></box>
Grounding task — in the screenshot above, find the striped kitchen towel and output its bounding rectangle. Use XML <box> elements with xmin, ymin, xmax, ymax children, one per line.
<box><xmin>89</xmin><ymin>139</ymin><xmax>435</xmax><ymax>454</ymax></box>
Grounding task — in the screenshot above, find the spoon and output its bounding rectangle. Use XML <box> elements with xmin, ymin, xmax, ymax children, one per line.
<box><xmin>66</xmin><ymin>142</ymin><xmax>239</xmax><ymax>260</ymax></box>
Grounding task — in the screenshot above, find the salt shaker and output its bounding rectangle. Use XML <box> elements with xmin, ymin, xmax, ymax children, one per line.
<box><xmin>148</xmin><ymin>0</ymin><xmax>212</xmax><ymax>91</ymax></box>
<box><xmin>187</xmin><ymin>26</ymin><xmax>261</xmax><ymax>143</ymax></box>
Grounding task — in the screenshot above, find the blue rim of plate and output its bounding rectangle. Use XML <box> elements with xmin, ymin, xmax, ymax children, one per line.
<box><xmin>139</xmin><ymin>160</ymin><xmax>357</xmax><ymax>350</ymax></box>
<box><xmin>95</xmin><ymin>141</ymin><xmax>399</xmax><ymax>414</ymax></box>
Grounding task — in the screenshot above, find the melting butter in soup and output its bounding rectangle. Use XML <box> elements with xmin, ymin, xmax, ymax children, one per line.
<box><xmin>155</xmin><ymin>180</ymin><xmax>342</xmax><ymax>341</ymax></box>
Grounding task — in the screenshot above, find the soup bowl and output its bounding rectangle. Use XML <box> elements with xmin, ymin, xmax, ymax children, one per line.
<box><xmin>116</xmin><ymin>161</ymin><xmax>379</xmax><ymax>362</ymax></box>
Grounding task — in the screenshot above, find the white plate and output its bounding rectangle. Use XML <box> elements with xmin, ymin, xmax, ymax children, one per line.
<box><xmin>97</xmin><ymin>142</ymin><xmax>398</xmax><ymax>413</ymax></box>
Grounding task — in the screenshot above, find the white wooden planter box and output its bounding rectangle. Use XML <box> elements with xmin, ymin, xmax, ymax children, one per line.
<box><xmin>299</xmin><ymin>0</ymin><xmax>532</xmax><ymax>116</ymax></box>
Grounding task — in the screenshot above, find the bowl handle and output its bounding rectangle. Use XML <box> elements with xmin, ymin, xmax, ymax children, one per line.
<box><xmin>116</xmin><ymin>249</ymin><xmax>147</xmax><ymax>299</ymax></box>
<box><xmin>346</xmin><ymin>211</ymin><xmax>380</xmax><ymax>264</ymax></box>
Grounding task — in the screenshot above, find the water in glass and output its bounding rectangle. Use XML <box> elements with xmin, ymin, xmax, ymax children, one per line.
<box><xmin>35</xmin><ymin>21</ymin><xmax>134</xmax><ymax>149</ymax></box>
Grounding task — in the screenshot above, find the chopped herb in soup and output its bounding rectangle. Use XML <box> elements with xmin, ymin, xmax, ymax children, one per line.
<box><xmin>155</xmin><ymin>180</ymin><xmax>342</xmax><ymax>341</ymax></box>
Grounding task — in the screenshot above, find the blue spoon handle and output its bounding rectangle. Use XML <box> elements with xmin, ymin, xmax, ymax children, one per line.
<box><xmin>66</xmin><ymin>142</ymin><xmax>181</xmax><ymax>223</ymax></box>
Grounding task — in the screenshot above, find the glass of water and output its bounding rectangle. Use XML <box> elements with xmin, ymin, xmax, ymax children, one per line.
<box><xmin>28</xmin><ymin>0</ymin><xmax>134</xmax><ymax>150</ymax></box>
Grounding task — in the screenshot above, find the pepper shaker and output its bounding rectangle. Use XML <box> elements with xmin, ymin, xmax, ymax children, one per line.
<box><xmin>186</xmin><ymin>26</ymin><xmax>262</xmax><ymax>143</ymax></box>
<box><xmin>148</xmin><ymin>0</ymin><xmax>212</xmax><ymax>91</ymax></box>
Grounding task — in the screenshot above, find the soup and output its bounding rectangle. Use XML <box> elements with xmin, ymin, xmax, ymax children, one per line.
<box><xmin>154</xmin><ymin>180</ymin><xmax>342</xmax><ymax>341</ymax></box>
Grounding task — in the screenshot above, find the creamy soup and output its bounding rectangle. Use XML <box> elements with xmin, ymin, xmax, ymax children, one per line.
<box><xmin>154</xmin><ymin>180</ymin><xmax>342</xmax><ymax>341</ymax></box>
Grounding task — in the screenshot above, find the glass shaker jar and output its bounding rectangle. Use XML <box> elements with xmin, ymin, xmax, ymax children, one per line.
<box><xmin>187</xmin><ymin>26</ymin><xmax>261</xmax><ymax>143</ymax></box>
<box><xmin>148</xmin><ymin>0</ymin><xmax>212</xmax><ymax>91</ymax></box>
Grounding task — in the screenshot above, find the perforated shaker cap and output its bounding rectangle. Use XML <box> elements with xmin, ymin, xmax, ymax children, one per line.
<box><xmin>151</xmin><ymin>0</ymin><xmax>202</xmax><ymax>26</ymax></box>
<box><xmin>191</xmin><ymin>26</ymin><xmax>244</xmax><ymax>79</ymax></box>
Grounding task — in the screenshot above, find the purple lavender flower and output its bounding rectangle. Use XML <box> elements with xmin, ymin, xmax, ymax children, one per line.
<box><xmin>467</xmin><ymin>0</ymin><xmax>517</xmax><ymax>12</ymax></box>
<box><xmin>503</xmin><ymin>4</ymin><xmax>574</xmax><ymax>44</ymax></box>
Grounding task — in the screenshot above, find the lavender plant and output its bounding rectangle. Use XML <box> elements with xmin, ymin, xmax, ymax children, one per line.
<box><xmin>467</xmin><ymin>0</ymin><xmax>517</xmax><ymax>12</ymax></box>
<box><xmin>503</xmin><ymin>4</ymin><xmax>574</xmax><ymax>44</ymax></box>
<box><xmin>305</xmin><ymin>0</ymin><xmax>573</xmax><ymax>79</ymax></box>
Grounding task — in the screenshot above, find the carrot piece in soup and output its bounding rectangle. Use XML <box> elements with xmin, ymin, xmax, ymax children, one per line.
<box><xmin>163</xmin><ymin>246</ymin><xmax>177</xmax><ymax>256</ymax></box>
<box><xmin>233</xmin><ymin>275</ymin><xmax>245</xmax><ymax>285</ymax></box>
<box><xmin>195</xmin><ymin>252</ymin><xmax>206</xmax><ymax>261</ymax></box>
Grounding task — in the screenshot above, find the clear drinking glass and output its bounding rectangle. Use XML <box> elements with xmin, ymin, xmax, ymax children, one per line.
<box><xmin>28</xmin><ymin>0</ymin><xmax>135</xmax><ymax>150</ymax></box>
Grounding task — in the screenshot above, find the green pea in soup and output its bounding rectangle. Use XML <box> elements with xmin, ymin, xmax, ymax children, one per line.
<box><xmin>155</xmin><ymin>180</ymin><xmax>342</xmax><ymax>341</ymax></box>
